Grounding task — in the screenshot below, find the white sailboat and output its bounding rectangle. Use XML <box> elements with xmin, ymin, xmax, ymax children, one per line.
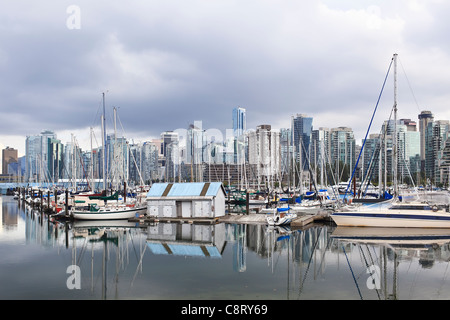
<box><xmin>331</xmin><ymin>54</ymin><xmax>450</xmax><ymax>229</ymax></box>
<box><xmin>72</xmin><ymin>93</ymin><xmax>146</xmax><ymax>220</ymax></box>
<box><xmin>72</xmin><ymin>202</ymin><xmax>146</xmax><ymax>220</ymax></box>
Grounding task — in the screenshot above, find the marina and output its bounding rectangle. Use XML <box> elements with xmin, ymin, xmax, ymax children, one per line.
<box><xmin>2</xmin><ymin>0</ymin><xmax>450</xmax><ymax>308</ymax></box>
<box><xmin>2</xmin><ymin>193</ymin><xmax>450</xmax><ymax>300</ymax></box>
<box><xmin>2</xmin><ymin>52</ymin><xmax>450</xmax><ymax>300</ymax></box>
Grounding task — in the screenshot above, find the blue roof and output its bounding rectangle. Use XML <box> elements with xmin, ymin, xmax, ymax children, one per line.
<box><xmin>147</xmin><ymin>182</ymin><xmax>224</xmax><ymax>198</ymax></box>
<box><xmin>147</xmin><ymin>183</ymin><xmax>169</xmax><ymax>197</ymax></box>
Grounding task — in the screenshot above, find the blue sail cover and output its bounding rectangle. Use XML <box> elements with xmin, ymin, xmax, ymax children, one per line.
<box><xmin>383</xmin><ymin>191</ymin><xmax>393</xmax><ymax>199</ymax></box>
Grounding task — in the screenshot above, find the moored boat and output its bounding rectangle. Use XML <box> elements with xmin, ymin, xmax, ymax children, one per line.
<box><xmin>331</xmin><ymin>201</ymin><xmax>450</xmax><ymax>228</ymax></box>
<box><xmin>330</xmin><ymin>54</ymin><xmax>450</xmax><ymax>229</ymax></box>
<box><xmin>266</xmin><ymin>207</ymin><xmax>297</xmax><ymax>226</ymax></box>
<box><xmin>72</xmin><ymin>203</ymin><xmax>146</xmax><ymax>220</ymax></box>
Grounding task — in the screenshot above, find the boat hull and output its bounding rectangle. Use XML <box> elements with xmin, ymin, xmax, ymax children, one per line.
<box><xmin>331</xmin><ymin>210</ymin><xmax>450</xmax><ymax>228</ymax></box>
<box><xmin>72</xmin><ymin>206</ymin><xmax>146</xmax><ymax>220</ymax></box>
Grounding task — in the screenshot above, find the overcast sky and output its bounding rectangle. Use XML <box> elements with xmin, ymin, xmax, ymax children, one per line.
<box><xmin>2</xmin><ymin>0</ymin><xmax>450</xmax><ymax>157</ymax></box>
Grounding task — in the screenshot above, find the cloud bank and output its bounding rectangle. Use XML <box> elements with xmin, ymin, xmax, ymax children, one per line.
<box><xmin>1</xmin><ymin>0</ymin><xmax>450</xmax><ymax>155</ymax></box>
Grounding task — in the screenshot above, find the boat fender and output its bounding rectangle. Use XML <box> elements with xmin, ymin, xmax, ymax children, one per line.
<box><xmin>432</xmin><ymin>206</ymin><xmax>438</xmax><ymax>212</ymax></box>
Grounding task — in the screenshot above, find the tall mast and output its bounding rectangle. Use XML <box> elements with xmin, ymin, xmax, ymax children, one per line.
<box><xmin>90</xmin><ymin>126</ymin><xmax>94</xmax><ymax>191</ymax></box>
<box><xmin>393</xmin><ymin>53</ymin><xmax>398</xmax><ymax>198</ymax></box>
<box><xmin>102</xmin><ymin>92</ymin><xmax>107</xmax><ymax>192</ymax></box>
<box><xmin>114</xmin><ymin>106</ymin><xmax>117</xmax><ymax>190</ymax></box>
<box><xmin>291</xmin><ymin>115</ymin><xmax>295</xmax><ymax>192</ymax></box>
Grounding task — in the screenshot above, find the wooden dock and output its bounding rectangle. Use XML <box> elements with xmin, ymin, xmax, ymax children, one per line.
<box><xmin>129</xmin><ymin>216</ymin><xmax>221</xmax><ymax>225</ymax></box>
<box><xmin>218</xmin><ymin>211</ymin><xmax>331</xmax><ymax>227</ymax></box>
<box><xmin>128</xmin><ymin>211</ymin><xmax>331</xmax><ymax>227</ymax></box>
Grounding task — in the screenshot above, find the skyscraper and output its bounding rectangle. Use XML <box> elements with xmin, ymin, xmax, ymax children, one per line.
<box><xmin>330</xmin><ymin>127</ymin><xmax>356</xmax><ymax>182</ymax></box>
<box><xmin>292</xmin><ymin>114</ymin><xmax>313</xmax><ymax>169</ymax></box>
<box><xmin>161</xmin><ymin>131</ymin><xmax>179</xmax><ymax>181</ymax></box>
<box><xmin>232</xmin><ymin>107</ymin><xmax>246</xmax><ymax>137</ymax></box>
<box><xmin>47</xmin><ymin>137</ymin><xmax>63</xmax><ymax>182</ymax></box>
<box><xmin>25</xmin><ymin>130</ymin><xmax>56</xmax><ymax>183</ymax></box>
<box><xmin>430</xmin><ymin>120</ymin><xmax>449</xmax><ymax>181</ymax></box>
<box><xmin>2</xmin><ymin>147</ymin><xmax>17</xmax><ymax>175</ymax></box>
<box><xmin>311</xmin><ymin>128</ymin><xmax>330</xmax><ymax>185</ymax></box>
<box><xmin>418</xmin><ymin>110</ymin><xmax>434</xmax><ymax>171</ymax></box>
<box><xmin>247</xmin><ymin>125</ymin><xmax>280</xmax><ymax>189</ymax></box>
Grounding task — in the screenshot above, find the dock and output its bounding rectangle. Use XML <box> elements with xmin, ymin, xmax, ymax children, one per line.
<box><xmin>129</xmin><ymin>216</ymin><xmax>221</xmax><ymax>225</ymax></box>
<box><xmin>219</xmin><ymin>211</ymin><xmax>331</xmax><ymax>227</ymax></box>
<box><xmin>128</xmin><ymin>211</ymin><xmax>332</xmax><ymax>227</ymax></box>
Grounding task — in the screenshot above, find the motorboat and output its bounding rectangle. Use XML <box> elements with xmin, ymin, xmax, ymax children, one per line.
<box><xmin>266</xmin><ymin>207</ymin><xmax>297</xmax><ymax>226</ymax></box>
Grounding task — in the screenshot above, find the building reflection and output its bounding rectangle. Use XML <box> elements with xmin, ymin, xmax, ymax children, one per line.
<box><xmin>146</xmin><ymin>222</ymin><xmax>226</xmax><ymax>258</ymax></box>
<box><xmin>1</xmin><ymin>196</ymin><xmax>18</xmax><ymax>229</ymax></box>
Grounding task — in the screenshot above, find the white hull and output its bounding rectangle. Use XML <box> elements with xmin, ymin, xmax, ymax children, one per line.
<box><xmin>331</xmin><ymin>203</ymin><xmax>450</xmax><ymax>228</ymax></box>
<box><xmin>290</xmin><ymin>205</ymin><xmax>322</xmax><ymax>214</ymax></box>
<box><xmin>72</xmin><ymin>206</ymin><xmax>146</xmax><ymax>220</ymax></box>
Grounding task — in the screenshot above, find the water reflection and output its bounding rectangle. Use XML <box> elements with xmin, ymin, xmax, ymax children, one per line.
<box><xmin>2</xmin><ymin>196</ymin><xmax>18</xmax><ymax>230</ymax></box>
<box><xmin>331</xmin><ymin>227</ymin><xmax>450</xmax><ymax>300</ymax></box>
<box><xmin>147</xmin><ymin>223</ymin><xmax>226</xmax><ymax>258</ymax></box>
<box><xmin>2</xmin><ymin>195</ymin><xmax>450</xmax><ymax>299</ymax></box>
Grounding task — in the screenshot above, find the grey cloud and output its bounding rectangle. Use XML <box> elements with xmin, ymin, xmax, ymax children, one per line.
<box><xmin>1</xmin><ymin>0</ymin><xmax>450</xmax><ymax>148</ymax></box>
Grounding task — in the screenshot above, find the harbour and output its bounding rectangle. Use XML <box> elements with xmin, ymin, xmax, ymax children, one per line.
<box><xmin>2</xmin><ymin>52</ymin><xmax>450</xmax><ymax>303</ymax></box>
<box><xmin>2</xmin><ymin>193</ymin><xmax>450</xmax><ymax>301</ymax></box>
<box><xmin>5</xmin><ymin>183</ymin><xmax>335</xmax><ymax>228</ymax></box>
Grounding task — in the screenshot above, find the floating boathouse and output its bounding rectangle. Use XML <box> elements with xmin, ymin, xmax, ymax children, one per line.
<box><xmin>146</xmin><ymin>182</ymin><xmax>226</xmax><ymax>219</ymax></box>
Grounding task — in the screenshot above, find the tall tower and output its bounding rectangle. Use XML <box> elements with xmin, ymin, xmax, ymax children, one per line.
<box><xmin>418</xmin><ymin>110</ymin><xmax>434</xmax><ymax>172</ymax></box>
<box><xmin>232</xmin><ymin>107</ymin><xmax>246</xmax><ymax>137</ymax></box>
<box><xmin>247</xmin><ymin>125</ymin><xmax>280</xmax><ymax>189</ymax></box>
<box><xmin>292</xmin><ymin>114</ymin><xmax>313</xmax><ymax>169</ymax></box>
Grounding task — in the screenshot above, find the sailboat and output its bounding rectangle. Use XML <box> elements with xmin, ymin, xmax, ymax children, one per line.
<box><xmin>71</xmin><ymin>190</ymin><xmax>147</xmax><ymax>220</ymax></box>
<box><xmin>72</xmin><ymin>94</ymin><xmax>146</xmax><ymax>220</ymax></box>
<box><xmin>71</xmin><ymin>202</ymin><xmax>145</xmax><ymax>220</ymax></box>
<box><xmin>331</xmin><ymin>54</ymin><xmax>450</xmax><ymax>229</ymax></box>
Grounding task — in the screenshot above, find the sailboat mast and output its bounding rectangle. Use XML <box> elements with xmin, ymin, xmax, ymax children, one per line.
<box><xmin>291</xmin><ymin>115</ymin><xmax>295</xmax><ymax>193</ymax></box>
<box><xmin>102</xmin><ymin>92</ymin><xmax>107</xmax><ymax>193</ymax></box>
<box><xmin>90</xmin><ymin>127</ymin><xmax>94</xmax><ymax>191</ymax></box>
<box><xmin>113</xmin><ymin>106</ymin><xmax>119</xmax><ymax>190</ymax></box>
<box><xmin>393</xmin><ymin>53</ymin><xmax>398</xmax><ymax>197</ymax></box>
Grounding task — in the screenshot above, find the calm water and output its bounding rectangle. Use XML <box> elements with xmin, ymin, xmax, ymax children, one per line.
<box><xmin>1</xmin><ymin>195</ymin><xmax>450</xmax><ymax>300</ymax></box>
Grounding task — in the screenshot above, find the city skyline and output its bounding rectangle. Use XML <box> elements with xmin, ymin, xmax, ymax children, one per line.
<box><xmin>6</xmin><ymin>106</ymin><xmax>450</xmax><ymax>187</ymax></box>
<box><xmin>2</xmin><ymin>1</ymin><xmax>450</xmax><ymax>162</ymax></box>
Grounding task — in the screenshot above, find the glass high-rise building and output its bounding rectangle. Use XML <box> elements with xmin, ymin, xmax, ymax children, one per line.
<box><xmin>292</xmin><ymin>114</ymin><xmax>313</xmax><ymax>169</ymax></box>
<box><xmin>25</xmin><ymin>130</ymin><xmax>56</xmax><ymax>183</ymax></box>
<box><xmin>232</xmin><ymin>107</ymin><xmax>246</xmax><ymax>137</ymax></box>
<box><xmin>330</xmin><ymin>127</ymin><xmax>355</xmax><ymax>179</ymax></box>
<box><xmin>419</xmin><ymin>110</ymin><xmax>434</xmax><ymax>172</ymax></box>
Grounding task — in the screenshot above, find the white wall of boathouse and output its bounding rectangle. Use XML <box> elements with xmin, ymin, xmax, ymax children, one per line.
<box><xmin>146</xmin><ymin>182</ymin><xmax>226</xmax><ymax>219</ymax></box>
